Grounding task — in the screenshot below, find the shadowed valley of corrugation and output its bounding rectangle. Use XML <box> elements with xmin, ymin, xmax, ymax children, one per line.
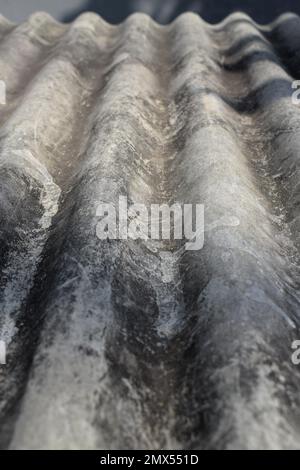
<box><xmin>0</xmin><ymin>10</ymin><xmax>300</xmax><ymax>450</ymax></box>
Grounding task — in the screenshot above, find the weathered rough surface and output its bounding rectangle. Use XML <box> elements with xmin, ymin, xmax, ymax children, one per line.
<box><xmin>0</xmin><ymin>11</ymin><xmax>300</xmax><ymax>450</ymax></box>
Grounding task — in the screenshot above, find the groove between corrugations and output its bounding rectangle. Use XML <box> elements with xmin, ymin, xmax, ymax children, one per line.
<box><xmin>0</xmin><ymin>11</ymin><xmax>300</xmax><ymax>449</ymax></box>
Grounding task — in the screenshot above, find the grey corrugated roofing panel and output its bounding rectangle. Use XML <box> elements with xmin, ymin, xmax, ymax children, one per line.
<box><xmin>0</xmin><ymin>11</ymin><xmax>300</xmax><ymax>449</ymax></box>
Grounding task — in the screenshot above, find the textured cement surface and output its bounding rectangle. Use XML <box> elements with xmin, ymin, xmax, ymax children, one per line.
<box><xmin>0</xmin><ymin>11</ymin><xmax>300</xmax><ymax>449</ymax></box>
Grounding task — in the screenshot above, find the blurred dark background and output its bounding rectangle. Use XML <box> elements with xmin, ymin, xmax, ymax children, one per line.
<box><xmin>1</xmin><ymin>0</ymin><xmax>300</xmax><ymax>24</ymax></box>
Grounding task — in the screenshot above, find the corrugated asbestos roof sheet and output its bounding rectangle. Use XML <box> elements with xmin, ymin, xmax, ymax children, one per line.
<box><xmin>0</xmin><ymin>11</ymin><xmax>300</xmax><ymax>450</ymax></box>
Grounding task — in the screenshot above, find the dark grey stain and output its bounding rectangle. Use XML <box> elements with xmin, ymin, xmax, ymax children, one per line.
<box><xmin>63</xmin><ymin>0</ymin><xmax>300</xmax><ymax>24</ymax></box>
